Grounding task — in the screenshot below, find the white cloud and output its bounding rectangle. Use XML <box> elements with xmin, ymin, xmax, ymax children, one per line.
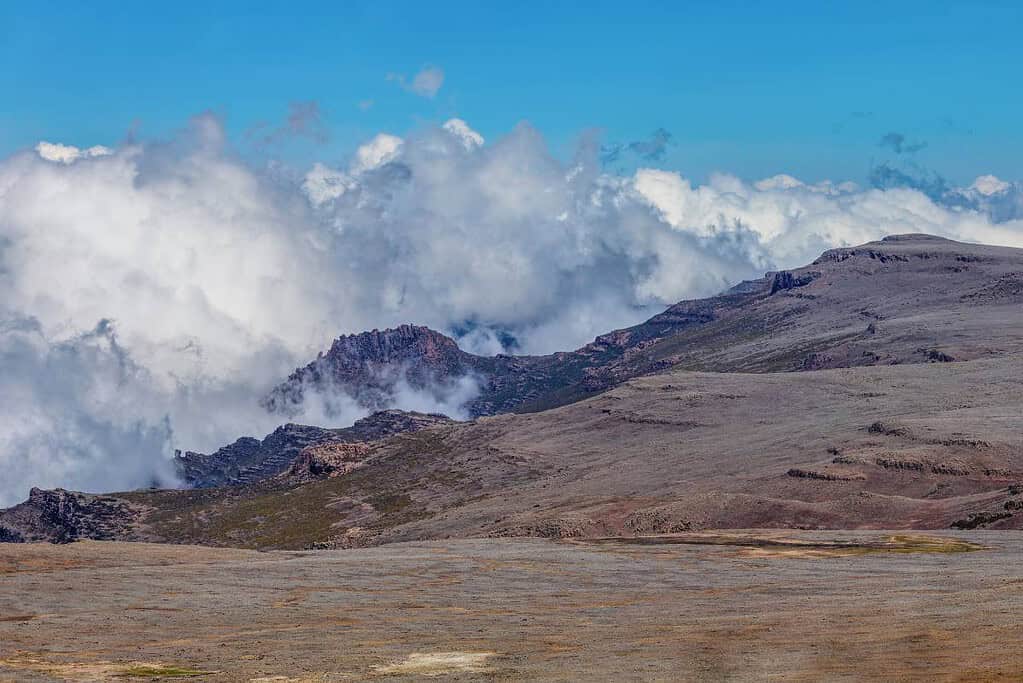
<box><xmin>35</xmin><ymin>141</ymin><xmax>112</xmax><ymax>164</ymax></box>
<box><xmin>302</xmin><ymin>134</ymin><xmax>404</xmax><ymax>207</ymax></box>
<box><xmin>971</xmin><ymin>174</ymin><xmax>1010</xmax><ymax>196</ymax></box>
<box><xmin>303</xmin><ymin>162</ymin><xmax>356</xmax><ymax>206</ymax></box>
<box><xmin>753</xmin><ymin>174</ymin><xmax>803</xmax><ymax>191</ymax></box>
<box><xmin>352</xmin><ymin>133</ymin><xmax>404</xmax><ymax>173</ymax></box>
<box><xmin>410</xmin><ymin>66</ymin><xmax>445</xmax><ymax>97</ymax></box>
<box><xmin>1</xmin><ymin>115</ymin><xmax>1021</xmax><ymax>504</ymax></box>
<box><xmin>443</xmin><ymin>118</ymin><xmax>484</xmax><ymax>149</ymax></box>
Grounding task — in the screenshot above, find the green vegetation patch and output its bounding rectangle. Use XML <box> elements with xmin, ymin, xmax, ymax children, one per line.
<box><xmin>114</xmin><ymin>664</ymin><xmax>211</xmax><ymax>678</ymax></box>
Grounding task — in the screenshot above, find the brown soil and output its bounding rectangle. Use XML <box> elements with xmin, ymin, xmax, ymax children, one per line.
<box><xmin>3</xmin><ymin>534</ymin><xmax>1023</xmax><ymax>681</ymax></box>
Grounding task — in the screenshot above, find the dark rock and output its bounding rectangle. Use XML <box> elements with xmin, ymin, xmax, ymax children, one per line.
<box><xmin>177</xmin><ymin>424</ymin><xmax>345</xmax><ymax>488</ymax></box>
<box><xmin>875</xmin><ymin>457</ymin><xmax>925</xmax><ymax>472</ymax></box>
<box><xmin>868</xmin><ymin>421</ymin><xmax>909</xmax><ymax>437</ymax></box>
<box><xmin>179</xmin><ymin>410</ymin><xmax>456</xmax><ymax>488</ymax></box>
<box><xmin>799</xmin><ymin>352</ymin><xmax>834</xmax><ymax>370</ymax></box>
<box><xmin>930</xmin><ymin>463</ymin><xmax>971</xmax><ymax>476</ymax></box>
<box><xmin>770</xmin><ymin>270</ymin><xmax>820</xmax><ymax>295</ymax></box>
<box><xmin>0</xmin><ymin>488</ymin><xmax>141</xmax><ymax>544</ymax></box>
<box><xmin>951</xmin><ymin>510</ymin><xmax>1012</xmax><ymax>530</ymax></box>
<box><xmin>922</xmin><ymin>348</ymin><xmax>955</xmax><ymax>363</ymax></box>
<box><xmin>786</xmin><ymin>468</ymin><xmax>865</xmax><ymax>482</ymax></box>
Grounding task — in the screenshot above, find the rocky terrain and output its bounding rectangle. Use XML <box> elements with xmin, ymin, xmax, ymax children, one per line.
<box><xmin>2</xmin><ymin>234</ymin><xmax>1022</xmax><ymax>548</ymax></box>
<box><xmin>176</xmin><ymin>410</ymin><xmax>453</xmax><ymax>488</ymax></box>
<box><xmin>0</xmin><ymin>487</ymin><xmax>146</xmax><ymax>544</ymax></box>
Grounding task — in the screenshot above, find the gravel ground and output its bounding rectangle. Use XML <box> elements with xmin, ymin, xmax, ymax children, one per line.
<box><xmin>2</xmin><ymin>531</ymin><xmax>1022</xmax><ymax>681</ymax></box>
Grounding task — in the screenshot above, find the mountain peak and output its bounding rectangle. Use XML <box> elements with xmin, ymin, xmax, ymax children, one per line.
<box><xmin>263</xmin><ymin>324</ymin><xmax>478</xmax><ymax>417</ymax></box>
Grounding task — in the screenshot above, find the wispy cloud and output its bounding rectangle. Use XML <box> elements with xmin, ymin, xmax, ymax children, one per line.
<box><xmin>247</xmin><ymin>101</ymin><xmax>329</xmax><ymax>147</ymax></box>
<box><xmin>387</xmin><ymin>65</ymin><xmax>445</xmax><ymax>98</ymax></box>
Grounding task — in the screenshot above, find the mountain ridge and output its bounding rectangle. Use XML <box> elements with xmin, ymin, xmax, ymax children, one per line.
<box><xmin>265</xmin><ymin>233</ymin><xmax>1023</xmax><ymax>418</ymax></box>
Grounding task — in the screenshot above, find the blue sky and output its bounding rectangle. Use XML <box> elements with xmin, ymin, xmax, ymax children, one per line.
<box><xmin>2</xmin><ymin>0</ymin><xmax>1020</xmax><ymax>184</ymax></box>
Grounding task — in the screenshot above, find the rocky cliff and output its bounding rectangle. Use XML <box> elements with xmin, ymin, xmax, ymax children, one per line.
<box><xmin>177</xmin><ymin>410</ymin><xmax>454</xmax><ymax>488</ymax></box>
<box><xmin>0</xmin><ymin>488</ymin><xmax>147</xmax><ymax>543</ymax></box>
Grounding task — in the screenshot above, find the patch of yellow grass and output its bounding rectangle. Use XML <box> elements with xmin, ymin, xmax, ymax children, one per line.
<box><xmin>372</xmin><ymin>651</ymin><xmax>496</xmax><ymax>676</ymax></box>
<box><xmin>0</xmin><ymin>658</ymin><xmax>210</xmax><ymax>680</ymax></box>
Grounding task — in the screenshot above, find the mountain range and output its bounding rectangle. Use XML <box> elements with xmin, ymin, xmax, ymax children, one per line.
<box><xmin>2</xmin><ymin>233</ymin><xmax>1022</xmax><ymax>546</ymax></box>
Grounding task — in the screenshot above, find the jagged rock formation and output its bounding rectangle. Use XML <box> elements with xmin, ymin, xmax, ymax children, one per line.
<box><xmin>769</xmin><ymin>270</ymin><xmax>820</xmax><ymax>294</ymax></box>
<box><xmin>0</xmin><ymin>488</ymin><xmax>145</xmax><ymax>543</ymax></box>
<box><xmin>262</xmin><ymin>325</ymin><xmax>480</xmax><ymax>414</ymax></box>
<box><xmin>287</xmin><ymin>442</ymin><xmax>371</xmax><ymax>480</ymax></box>
<box><xmin>177</xmin><ymin>424</ymin><xmax>346</xmax><ymax>488</ymax></box>
<box><xmin>177</xmin><ymin>410</ymin><xmax>454</xmax><ymax>488</ymax></box>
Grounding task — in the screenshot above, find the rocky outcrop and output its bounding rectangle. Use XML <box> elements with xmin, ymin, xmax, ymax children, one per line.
<box><xmin>0</xmin><ymin>488</ymin><xmax>142</xmax><ymax>543</ymax></box>
<box><xmin>489</xmin><ymin>518</ymin><xmax>601</xmax><ymax>539</ymax></box>
<box><xmin>289</xmin><ymin>442</ymin><xmax>371</xmax><ymax>479</ymax></box>
<box><xmin>951</xmin><ymin>510</ymin><xmax>1013</xmax><ymax>530</ymax></box>
<box><xmin>263</xmin><ymin>325</ymin><xmax>482</xmax><ymax>415</ymax></box>
<box><xmin>178</xmin><ymin>410</ymin><xmax>456</xmax><ymax>487</ymax></box>
<box><xmin>623</xmin><ymin>506</ymin><xmax>693</xmax><ymax>534</ymax></box>
<box><xmin>177</xmin><ymin>424</ymin><xmax>347</xmax><ymax>488</ymax></box>
<box><xmin>786</xmin><ymin>468</ymin><xmax>865</xmax><ymax>482</ymax></box>
<box><xmin>286</xmin><ymin>411</ymin><xmax>453</xmax><ymax>480</ymax></box>
<box><xmin>770</xmin><ymin>270</ymin><xmax>819</xmax><ymax>295</ymax></box>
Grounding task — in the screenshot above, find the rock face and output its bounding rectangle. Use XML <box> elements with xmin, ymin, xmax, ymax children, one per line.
<box><xmin>265</xmin><ymin>235</ymin><xmax>1023</xmax><ymax>418</ymax></box>
<box><xmin>288</xmin><ymin>442</ymin><xmax>371</xmax><ymax>480</ymax></box>
<box><xmin>177</xmin><ymin>410</ymin><xmax>454</xmax><ymax>488</ymax></box>
<box><xmin>177</xmin><ymin>424</ymin><xmax>346</xmax><ymax>488</ymax></box>
<box><xmin>770</xmin><ymin>270</ymin><xmax>820</xmax><ymax>294</ymax></box>
<box><xmin>0</xmin><ymin>488</ymin><xmax>143</xmax><ymax>543</ymax></box>
<box><xmin>263</xmin><ymin>325</ymin><xmax>481</xmax><ymax>414</ymax></box>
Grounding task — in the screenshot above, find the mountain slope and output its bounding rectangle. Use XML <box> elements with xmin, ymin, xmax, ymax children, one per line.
<box><xmin>13</xmin><ymin>355</ymin><xmax>1020</xmax><ymax>548</ymax></box>
<box><xmin>266</xmin><ymin>234</ymin><xmax>1023</xmax><ymax>418</ymax></box>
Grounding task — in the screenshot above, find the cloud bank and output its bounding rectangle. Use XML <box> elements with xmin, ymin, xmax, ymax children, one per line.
<box><xmin>1</xmin><ymin>116</ymin><xmax>1021</xmax><ymax>504</ymax></box>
